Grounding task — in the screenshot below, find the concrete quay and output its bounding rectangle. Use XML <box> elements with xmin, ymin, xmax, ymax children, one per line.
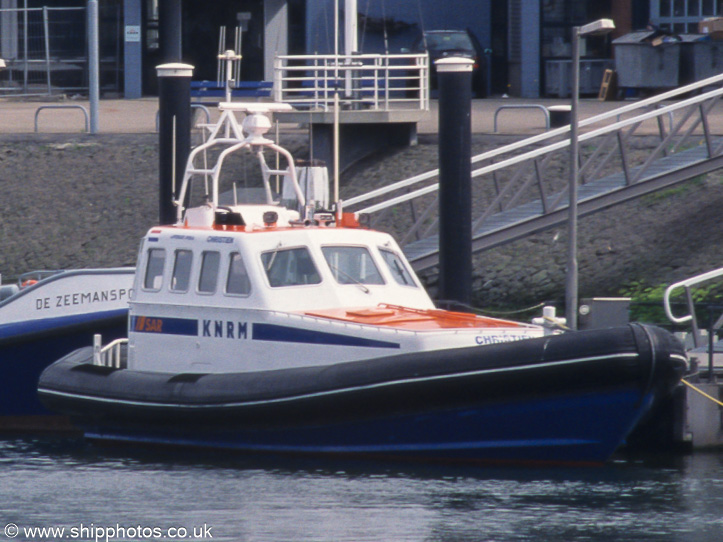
<box><xmin>4</xmin><ymin>96</ymin><xmax>723</xmax><ymax>136</ymax></box>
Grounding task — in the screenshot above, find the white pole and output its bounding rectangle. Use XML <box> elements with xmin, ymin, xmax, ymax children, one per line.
<box><xmin>344</xmin><ymin>0</ymin><xmax>357</xmax><ymax>55</ymax></box>
<box><xmin>333</xmin><ymin>92</ymin><xmax>340</xmax><ymax>206</ymax></box>
<box><xmin>344</xmin><ymin>0</ymin><xmax>357</xmax><ymax>99</ymax></box>
<box><xmin>333</xmin><ymin>0</ymin><xmax>339</xmax><ymax>94</ymax></box>
<box><xmin>334</xmin><ymin>0</ymin><xmax>339</xmax><ymax>58</ymax></box>
<box><xmin>93</xmin><ymin>334</ymin><xmax>102</xmax><ymax>365</ymax></box>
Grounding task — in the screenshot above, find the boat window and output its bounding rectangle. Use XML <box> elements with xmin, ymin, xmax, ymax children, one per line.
<box><xmin>198</xmin><ymin>251</ymin><xmax>221</xmax><ymax>293</ymax></box>
<box><xmin>261</xmin><ymin>247</ymin><xmax>321</xmax><ymax>287</ymax></box>
<box><xmin>226</xmin><ymin>252</ymin><xmax>251</xmax><ymax>296</ymax></box>
<box><xmin>379</xmin><ymin>248</ymin><xmax>417</xmax><ymax>287</ymax></box>
<box><xmin>321</xmin><ymin>246</ymin><xmax>385</xmax><ymax>285</ymax></box>
<box><xmin>143</xmin><ymin>249</ymin><xmax>166</xmax><ymax>290</ymax></box>
<box><xmin>170</xmin><ymin>250</ymin><xmax>193</xmax><ymax>292</ymax></box>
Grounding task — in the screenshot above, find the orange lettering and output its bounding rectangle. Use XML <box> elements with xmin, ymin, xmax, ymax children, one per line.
<box><xmin>147</xmin><ymin>318</ymin><xmax>162</xmax><ymax>332</ymax></box>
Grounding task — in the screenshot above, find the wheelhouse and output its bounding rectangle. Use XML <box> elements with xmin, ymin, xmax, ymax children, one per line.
<box><xmin>131</xmin><ymin>211</ymin><xmax>436</xmax><ymax>314</ymax></box>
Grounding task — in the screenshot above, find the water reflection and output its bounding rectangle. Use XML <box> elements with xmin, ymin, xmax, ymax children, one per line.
<box><xmin>1</xmin><ymin>436</ymin><xmax>722</xmax><ymax>542</ymax></box>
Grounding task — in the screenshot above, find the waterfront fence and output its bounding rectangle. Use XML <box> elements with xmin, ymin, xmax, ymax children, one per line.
<box><xmin>273</xmin><ymin>53</ymin><xmax>430</xmax><ymax>112</ymax></box>
<box><xmin>0</xmin><ymin>5</ymin><xmax>121</xmax><ymax>97</ymax></box>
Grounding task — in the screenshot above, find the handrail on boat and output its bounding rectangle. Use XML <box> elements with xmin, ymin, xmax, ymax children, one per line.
<box><xmin>93</xmin><ymin>334</ymin><xmax>128</xmax><ymax>369</ymax></box>
<box><xmin>173</xmin><ymin>102</ymin><xmax>306</xmax><ymax>223</ymax></box>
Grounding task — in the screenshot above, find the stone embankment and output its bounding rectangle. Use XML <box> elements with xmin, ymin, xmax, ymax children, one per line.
<box><xmin>2</xmin><ymin>132</ymin><xmax>722</xmax><ymax>314</ymax></box>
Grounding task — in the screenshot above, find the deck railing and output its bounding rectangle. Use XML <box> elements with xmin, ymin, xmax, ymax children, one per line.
<box><xmin>93</xmin><ymin>334</ymin><xmax>127</xmax><ymax>369</ymax></box>
<box><xmin>273</xmin><ymin>53</ymin><xmax>429</xmax><ymax>112</ymax></box>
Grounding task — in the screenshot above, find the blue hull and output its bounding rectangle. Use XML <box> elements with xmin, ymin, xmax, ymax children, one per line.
<box><xmin>0</xmin><ymin>310</ymin><xmax>127</xmax><ymax>422</ymax></box>
<box><xmin>83</xmin><ymin>388</ymin><xmax>654</xmax><ymax>465</ymax></box>
<box><xmin>38</xmin><ymin>323</ymin><xmax>688</xmax><ymax>464</ymax></box>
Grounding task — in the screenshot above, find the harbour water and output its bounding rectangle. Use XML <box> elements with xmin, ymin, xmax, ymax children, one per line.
<box><xmin>2</xmin><ymin>436</ymin><xmax>723</xmax><ymax>542</ymax></box>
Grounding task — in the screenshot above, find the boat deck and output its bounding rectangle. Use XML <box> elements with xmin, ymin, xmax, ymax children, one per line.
<box><xmin>305</xmin><ymin>304</ymin><xmax>537</xmax><ymax>330</ymax></box>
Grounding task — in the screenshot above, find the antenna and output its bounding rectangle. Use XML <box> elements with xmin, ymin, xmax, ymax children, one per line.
<box><xmin>218</xmin><ymin>49</ymin><xmax>242</xmax><ymax>102</ymax></box>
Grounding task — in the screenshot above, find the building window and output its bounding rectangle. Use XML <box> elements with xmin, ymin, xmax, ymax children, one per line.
<box><xmin>541</xmin><ymin>0</ymin><xmax>611</xmax><ymax>59</ymax></box>
<box><xmin>651</xmin><ymin>0</ymin><xmax>718</xmax><ymax>33</ymax></box>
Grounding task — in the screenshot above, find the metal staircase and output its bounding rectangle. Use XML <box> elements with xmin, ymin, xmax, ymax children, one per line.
<box><xmin>341</xmin><ymin>73</ymin><xmax>723</xmax><ymax>272</ymax></box>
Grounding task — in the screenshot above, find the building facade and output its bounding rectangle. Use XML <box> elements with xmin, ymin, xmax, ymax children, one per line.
<box><xmin>2</xmin><ymin>0</ymin><xmax>719</xmax><ymax>98</ymax></box>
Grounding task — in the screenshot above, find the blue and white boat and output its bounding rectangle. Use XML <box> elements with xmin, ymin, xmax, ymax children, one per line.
<box><xmin>0</xmin><ymin>268</ymin><xmax>134</xmax><ymax>429</ymax></box>
<box><xmin>37</xmin><ymin>103</ymin><xmax>688</xmax><ymax>464</ymax></box>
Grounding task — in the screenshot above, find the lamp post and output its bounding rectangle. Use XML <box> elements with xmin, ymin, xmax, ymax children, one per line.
<box><xmin>566</xmin><ymin>18</ymin><xmax>615</xmax><ymax>331</ymax></box>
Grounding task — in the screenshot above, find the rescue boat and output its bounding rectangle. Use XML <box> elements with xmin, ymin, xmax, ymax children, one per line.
<box><xmin>0</xmin><ymin>268</ymin><xmax>133</xmax><ymax>428</ymax></box>
<box><xmin>37</xmin><ymin>103</ymin><xmax>688</xmax><ymax>464</ymax></box>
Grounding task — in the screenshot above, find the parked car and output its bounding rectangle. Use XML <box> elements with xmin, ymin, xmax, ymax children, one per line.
<box><xmin>412</xmin><ymin>29</ymin><xmax>486</xmax><ymax>97</ymax></box>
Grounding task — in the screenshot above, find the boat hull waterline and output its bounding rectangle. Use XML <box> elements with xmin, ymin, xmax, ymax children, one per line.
<box><xmin>1</xmin><ymin>311</ymin><xmax>127</xmax><ymax>419</ymax></box>
<box><xmin>0</xmin><ymin>268</ymin><xmax>134</xmax><ymax>426</ymax></box>
<box><xmin>38</xmin><ymin>323</ymin><xmax>687</xmax><ymax>464</ymax></box>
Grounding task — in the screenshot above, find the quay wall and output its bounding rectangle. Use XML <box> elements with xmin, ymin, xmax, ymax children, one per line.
<box><xmin>2</xmin><ymin>133</ymin><xmax>723</xmax><ymax>314</ymax></box>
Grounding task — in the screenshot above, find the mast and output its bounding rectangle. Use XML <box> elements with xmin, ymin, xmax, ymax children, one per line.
<box><xmin>343</xmin><ymin>0</ymin><xmax>357</xmax><ymax>99</ymax></box>
<box><xmin>344</xmin><ymin>0</ymin><xmax>357</xmax><ymax>56</ymax></box>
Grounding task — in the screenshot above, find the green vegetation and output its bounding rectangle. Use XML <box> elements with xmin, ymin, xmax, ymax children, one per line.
<box><xmin>639</xmin><ymin>176</ymin><xmax>706</xmax><ymax>205</ymax></box>
<box><xmin>621</xmin><ymin>279</ymin><xmax>723</xmax><ymax>326</ymax></box>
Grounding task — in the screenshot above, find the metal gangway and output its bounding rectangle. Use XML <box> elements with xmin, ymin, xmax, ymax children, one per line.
<box><xmin>341</xmin><ymin>73</ymin><xmax>723</xmax><ymax>272</ymax></box>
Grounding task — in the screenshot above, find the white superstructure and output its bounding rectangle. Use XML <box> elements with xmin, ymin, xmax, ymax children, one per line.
<box><xmin>122</xmin><ymin>103</ymin><xmax>543</xmax><ymax>374</ymax></box>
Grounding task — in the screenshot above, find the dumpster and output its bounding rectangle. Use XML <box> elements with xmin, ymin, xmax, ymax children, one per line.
<box><xmin>544</xmin><ymin>59</ymin><xmax>612</xmax><ymax>97</ymax></box>
<box><xmin>613</xmin><ymin>31</ymin><xmax>680</xmax><ymax>89</ymax></box>
<box><xmin>679</xmin><ymin>34</ymin><xmax>723</xmax><ymax>83</ymax></box>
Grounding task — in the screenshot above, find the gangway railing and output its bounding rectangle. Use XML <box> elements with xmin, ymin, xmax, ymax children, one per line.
<box><xmin>341</xmin><ymin>72</ymin><xmax>723</xmax><ymax>271</ymax></box>
<box><xmin>273</xmin><ymin>53</ymin><xmax>429</xmax><ymax>112</ymax></box>
<box><xmin>665</xmin><ymin>267</ymin><xmax>723</xmax><ymax>349</ymax></box>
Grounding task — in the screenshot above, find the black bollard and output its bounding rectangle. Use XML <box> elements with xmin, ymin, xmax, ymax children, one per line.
<box><xmin>158</xmin><ymin>0</ymin><xmax>183</xmax><ymax>63</ymax></box>
<box><xmin>157</xmin><ymin>63</ymin><xmax>193</xmax><ymax>225</ymax></box>
<box><xmin>437</xmin><ymin>57</ymin><xmax>474</xmax><ymax>307</ymax></box>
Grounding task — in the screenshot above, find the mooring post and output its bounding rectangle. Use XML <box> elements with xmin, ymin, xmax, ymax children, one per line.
<box><xmin>437</xmin><ymin>57</ymin><xmax>474</xmax><ymax>307</ymax></box>
<box><xmin>158</xmin><ymin>0</ymin><xmax>183</xmax><ymax>63</ymax></box>
<box><xmin>156</xmin><ymin>63</ymin><xmax>193</xmax><ymax>225</ymax></box>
